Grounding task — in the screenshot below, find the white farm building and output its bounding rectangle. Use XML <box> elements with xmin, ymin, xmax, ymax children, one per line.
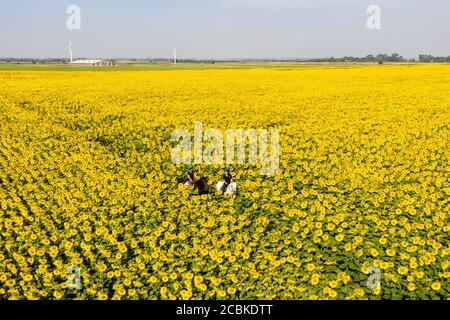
<box><xmin>67</xmin><ymin>42</ymin><xmax>114</xmax><ymax>66</ymax></box>
<box><xmin>70</xmin><ymin>59</ymin><xmax>114</xmax><ymax>66</ymax></box>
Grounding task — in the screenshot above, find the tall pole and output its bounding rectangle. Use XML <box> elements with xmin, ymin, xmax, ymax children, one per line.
<box><xmin>69</xmin><ymin>42</ymin><xmax>73</xmax><ymax>63</ymax></box>
<box><xmin>174</xmin><ymin>48</ymin><xmax>177</xmax><ymax>65</ymax></box>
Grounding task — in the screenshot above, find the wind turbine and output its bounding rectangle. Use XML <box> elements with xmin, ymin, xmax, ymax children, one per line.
<box><xmin>68</xmin><ymin>42</ymin><xmax>73</xmax><ymax>63</ymax></box>
<box><xmin>173</xmin><ymin>48</ymin><xmax>177</xmax><ymax>65</ymax></box>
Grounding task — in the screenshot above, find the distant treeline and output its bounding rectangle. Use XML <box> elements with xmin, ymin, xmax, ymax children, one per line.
<box><xmin>307</xmin><ymin>54</ymin><xmax>406</xmax><ymax>63</ymax></box>
<box><xmin>1</xmin><ymin>54</ymin><xmax>450</xmax><ymax>63</ymax></box>
<box><xmin>417</xmin><ymin>55</ymin><xmax>450</xmax><ymax>63</ymax></box>
<box><xmin>307</xmin><ymin>54</ymin><xmax>450</xmax><ymax>63</ymax></box>
<box><xmin>0</xmin><ymin>58</ymin><xmax>68</xmax><ymax>64</ymax></box>
<box><xmin>0</xmin><ymin>58</ymin><xmax>216</xmax><ymax>64</ymax></box>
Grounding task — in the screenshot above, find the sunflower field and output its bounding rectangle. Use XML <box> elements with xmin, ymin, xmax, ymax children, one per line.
<box><xmin>0</xmin><ymin>64</ymin><xmax>449</xmax><ymax>300</ymax></box>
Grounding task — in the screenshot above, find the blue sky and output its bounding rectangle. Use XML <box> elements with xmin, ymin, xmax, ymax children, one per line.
<box><xmin>0</xmin><ymin>0</ymin><xmax>449</xmax><ymax>59</ymax></box>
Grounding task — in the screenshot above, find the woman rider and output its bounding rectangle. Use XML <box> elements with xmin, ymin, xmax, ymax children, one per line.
<box><xmin>186</xmin><ymin>165</ymin><xmax>196</xmax><ymax>189</ymax></box>
<box><xmin>220</xmin><ymin>168</ymin><xmax>232</xmax><ymax>193</ymax></box>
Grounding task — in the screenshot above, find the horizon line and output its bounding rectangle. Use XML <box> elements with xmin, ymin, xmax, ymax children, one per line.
<box><xmin>1</xmin><ymin>54</ymin><xmax>446</xmax><ymax>61</ymax></box>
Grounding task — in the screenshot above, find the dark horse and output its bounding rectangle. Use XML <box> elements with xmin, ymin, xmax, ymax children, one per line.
<box><xmin>194</xmin><ymin>177</ymin><xmax>210</xmax><ymax>195</ymax></box>
<box><xmin>178</xmin><ymin>177</ymin><xmax>210</xmax><ymax>195</ymax></box>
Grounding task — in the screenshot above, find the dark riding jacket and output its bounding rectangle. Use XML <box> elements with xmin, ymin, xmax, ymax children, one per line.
<box><xmin>188</xmin><ymin>170</ymin><xmax>195</xmax><ymax>183</ymax></box>
<box><xmin>223</xmin><ymin>173</ymin><xmax>232</xmax><ymax>186</ymax></box>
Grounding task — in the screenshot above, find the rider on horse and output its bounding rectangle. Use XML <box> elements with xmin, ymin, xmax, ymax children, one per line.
<box><xmin>186</xmin><ymin>165</ymin><xmax>196</xmax><ymax>189</ymax></box>
<box><xmin>220</xmin><ymin>168</ymin><xmax>233</xmax><ymax>193</ymax></box>
<box><xmin>183</xmin><ymin>165</ymin><xmax>209</xmax><ymax>195</ymax></box>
